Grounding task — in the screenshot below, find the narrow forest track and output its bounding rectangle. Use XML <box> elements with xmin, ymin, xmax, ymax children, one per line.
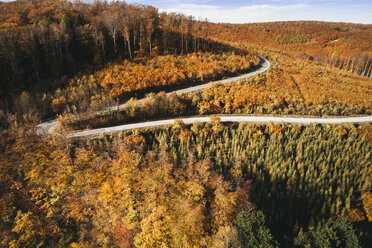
<box><xmin>37</xmin><ymin>57</ymin><xmax>372</xmax><ymax>138</ymax></box>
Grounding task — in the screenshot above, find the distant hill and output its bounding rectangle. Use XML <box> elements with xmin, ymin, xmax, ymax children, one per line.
<box><xmin>198</xmin><ymin>21</ymin><xmax>372</xmax><ymax>77</ymax></box>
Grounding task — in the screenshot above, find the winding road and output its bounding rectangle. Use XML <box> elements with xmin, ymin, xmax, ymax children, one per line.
<box><xmin>37</xmin><ymin>57</ymin><xmax>372</xmax><ymax>138</ymax></box>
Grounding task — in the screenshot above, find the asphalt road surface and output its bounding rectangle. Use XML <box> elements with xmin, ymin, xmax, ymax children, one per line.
<box><xmin>37</xmin><ymin>57</ymin><xmax>371</xmax><ymax>138</ymax></box>
<box><xmin>67</xmin><ymin>115</ymin><xmax>372</xmax><ymax>138</ymax></box>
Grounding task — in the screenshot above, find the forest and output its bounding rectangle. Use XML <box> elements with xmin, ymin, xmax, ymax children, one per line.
<box><xmin>0</xmin><ymin>1</ymin><xmax>371</xmax><ymax>248</ymax></box>
<box><xmin>1</xmin><ymin>118</ymin><xmax>371</xmax><ymax>247</ymax></box>
<box><xmin>1</xmin><ymin>0</ymin><xmax>256</xmax><ymax>118</ymax></box>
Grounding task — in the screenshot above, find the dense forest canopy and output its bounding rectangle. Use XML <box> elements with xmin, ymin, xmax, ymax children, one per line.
<box><xmin>1</xmin><ymin>119</ymin><xmax>371</xmax><ymax>247</ymax></box>
<box><xmin>0</xmin><ymin>1</ymin><xmax>371</xmax><ymax>248</ymax></box>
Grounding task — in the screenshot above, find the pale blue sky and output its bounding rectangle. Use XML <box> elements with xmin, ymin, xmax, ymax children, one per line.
<box><xmin>125</xmin><ymin>0</ymin><xmax>372</xmax><ymax>24</ymax></box>
<box><xmin>1</xmin><ymin>0</ymin><xmax>370</xmax><ymax>24</ymax></box>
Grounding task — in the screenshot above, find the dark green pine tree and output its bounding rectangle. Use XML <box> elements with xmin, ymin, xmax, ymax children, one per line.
<box><xmin>294</xmin><ymin>218</ymin><xmax>361</xmax><ymax>248</ymax></box>
<box><xmin>234</xmin><ymin>210</ymin><xmax>278</xmax><ymax>248</ymax></box>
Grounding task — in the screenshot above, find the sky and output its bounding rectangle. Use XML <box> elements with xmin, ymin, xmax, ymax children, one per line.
<box><xmin>125</xmin><ymin>0</ymin><xmax>372</xmax><ymax>24</ymax></box>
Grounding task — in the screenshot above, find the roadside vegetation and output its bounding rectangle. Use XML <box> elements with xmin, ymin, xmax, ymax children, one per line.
<box><xmin>0</xmin><ymin>1</ymin><xmax>371</xmax><ymax>248</ymax></box>
<box><xmin>51</xmin><ymin>52</ymin><xmax>259</xmax><ymax>116</ymax></box>
<box><xmin>61</xmin><ymin>54</ymin><xmax>371</xmax><ymax>131</ymax></box>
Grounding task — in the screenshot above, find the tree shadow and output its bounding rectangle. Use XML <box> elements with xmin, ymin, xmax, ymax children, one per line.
<box><xmin>248</xmin><ymin>168</ymin><xmax>369</xmax><ymax>247</ymax></box>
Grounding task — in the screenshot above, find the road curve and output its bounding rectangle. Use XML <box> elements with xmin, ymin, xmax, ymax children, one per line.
<box><xmin>37</xmin><ymin>57</ymin><xmax>270</xmax><ymax>135</ymax></box>
<box><xmin>112</xmin><ymin>57</ymin><xmax>270</xmax><ymax>110</ymax></box>
<box><xmin>68</xmin><ymin>116</ymin><xmax>372</xmax><ymax>138</ymax></box>
<box><xmin>37</xmin><ymin>57</ymin><xmax>371</xmax><ymax>138</ymax></box>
